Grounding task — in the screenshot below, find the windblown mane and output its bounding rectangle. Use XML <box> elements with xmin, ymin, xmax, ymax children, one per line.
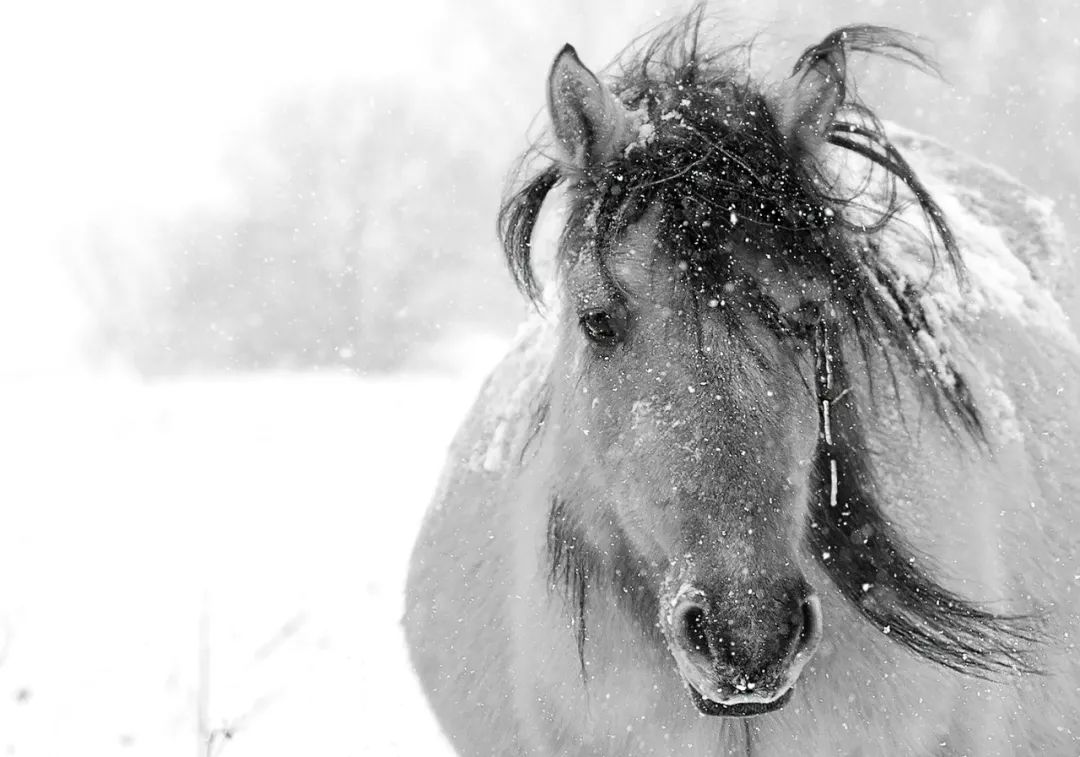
<box><xmin>501</xmin><ymin>10</ymin><xmax>1041</xmax><ymax>679</ymax></box>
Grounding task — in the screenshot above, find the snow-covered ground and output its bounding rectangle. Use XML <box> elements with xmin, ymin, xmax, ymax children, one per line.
<box><xmin>0</xmin><ymin>369</ymin><xmax>493</xmax><ymax>755</ymax></box>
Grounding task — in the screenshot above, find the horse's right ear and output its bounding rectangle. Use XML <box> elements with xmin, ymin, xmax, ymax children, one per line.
<box><xmin>776</xmin><ymin>31</ymin><xmax>849</xmax><ymax>152</ymax></box>
<box><xmin>547</xmin><ymin>45</ymin><xmax>630</xmax><ymax>169</ymax></box>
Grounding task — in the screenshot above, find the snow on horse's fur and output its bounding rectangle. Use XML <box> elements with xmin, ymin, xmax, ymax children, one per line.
<box><xmin>406</xmin><ymin>12</ymin><xmax>1080</xmax><ymax>755</ymax></box>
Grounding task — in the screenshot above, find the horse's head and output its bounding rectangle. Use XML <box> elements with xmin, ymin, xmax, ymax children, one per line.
<box><xmin>499</xmin><ymin>14</ymin><xmax>1036</xmax><ymax>718</ymax></box>
<box><xmin>532</xmin><ymin>39</ymin><xmax>847</xmax><ymax>716</ymax></box>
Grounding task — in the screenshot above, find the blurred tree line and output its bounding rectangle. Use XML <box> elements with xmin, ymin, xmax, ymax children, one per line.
<box><xmin>86</xmin><ymin>0</ymin><xmax>1077</xmax><ymax>375</ymax></box>
<box><xmin>88</xmin><ymin>84</ymin><xmax>525</xmax><ymax>374</ymax></box>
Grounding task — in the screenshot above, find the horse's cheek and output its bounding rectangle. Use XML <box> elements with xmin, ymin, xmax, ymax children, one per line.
<box><xmin>603</xmin><ymin>405</ymin><xmax>691</xmax><ymax>556</ymax></box>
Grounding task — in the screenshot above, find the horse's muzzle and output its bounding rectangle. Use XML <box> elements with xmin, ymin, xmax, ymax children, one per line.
<box><xmin>662</xmin><ymin>581</ymin><xmax>823</xmax><ymax>717</ymax></box>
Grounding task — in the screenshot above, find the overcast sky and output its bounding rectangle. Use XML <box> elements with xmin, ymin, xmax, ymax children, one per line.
<box><xmin>6</xmin><ymin>1</ymin><xmax>469</xmax><ymax>217</ymax></box>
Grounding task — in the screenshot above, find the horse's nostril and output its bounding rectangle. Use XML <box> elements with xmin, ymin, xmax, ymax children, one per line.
<box><xmin>673</xmin><ymin>600</ymin><xmax>712</xmax><ymax>658</ymax></box>
<box><xmin>795</xmin><ymin>594</ymin><xmax>823</xmax><ymax>660</ymax></box>
<box><xmin>665</xmin><ymin>586</ymin><xmax>822</xmax><ymax>713</ymax></box>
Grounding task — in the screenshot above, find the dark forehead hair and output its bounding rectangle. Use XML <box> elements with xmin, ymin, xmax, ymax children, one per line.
<box><xmin>499</xmin><ymin>10</ymin><xmax>981</xmax><ymax>434</ymax></box>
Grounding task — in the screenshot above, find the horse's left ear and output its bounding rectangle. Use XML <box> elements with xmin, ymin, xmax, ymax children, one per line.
<box><xmin>776</xmin><ymin>31</ymin><xmax>849</xmax><ymax>150</ymax></box>
<box><xmin>547</xmin><ymin>44</ymin><xmax>630</xmax><ymax>168</ymax></box>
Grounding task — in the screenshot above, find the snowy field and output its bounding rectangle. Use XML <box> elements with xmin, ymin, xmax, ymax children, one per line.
<box><xmin>0</xmin><ymin>369</ymin><xmax>495</xmax><ymax>755</ymax></box>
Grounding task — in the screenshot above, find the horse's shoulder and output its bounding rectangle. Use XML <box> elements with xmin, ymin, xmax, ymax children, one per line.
<box><xmin>443</xmin><ymin>316</ymin><xmax>554</xmax><ymax>479</ymax></box>
<box><xmin>404</xmin><ymin>320</ymin><xmax>557</xmax><ymax>751</ymax></box>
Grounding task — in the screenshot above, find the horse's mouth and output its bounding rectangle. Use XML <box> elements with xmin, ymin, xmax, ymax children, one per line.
<box><xmin>662</xmin><ymin>585</ymin><xmax>821</xmax><ymax>718</ymax></box>
<box><xmin>685</xmin><ymin>682</ymin><xmax>794</xmax><ymax>717</ymax></box>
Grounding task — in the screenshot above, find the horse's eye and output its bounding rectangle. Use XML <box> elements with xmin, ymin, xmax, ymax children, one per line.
<box><xmin>579</xmin><ymin>310</ymin><xmax>621</xmax><ymax>346</ymax></box>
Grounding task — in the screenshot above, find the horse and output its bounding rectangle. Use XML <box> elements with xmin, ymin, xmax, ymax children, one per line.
<box><xmin>405</xmin><ymin>12</ymin><xmax>1080</xmax><ymax>755</ymax></box>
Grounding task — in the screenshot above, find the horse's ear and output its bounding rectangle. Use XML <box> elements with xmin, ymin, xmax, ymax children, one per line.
<box><xmin>777</xmin><ymin>31</ymin><xmax>849</xmax><ymax>150</ymax></box>
<box><xmin>547</xmin><ymin>44</ymin><xmax>630</xmax><ymax>168</ymax></box>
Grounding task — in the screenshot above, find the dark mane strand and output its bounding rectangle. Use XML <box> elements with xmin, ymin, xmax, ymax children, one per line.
<box><xmin>826</xmin><ymin>121</ymin><xmax>960</xmax><ymax>275</ymax></box>
<box><xmin>547</xmin><ymin>496</ymin><xmax>590</xmax><ymax>681</ymax></box>
<box><xmin>788</xmin><ymin>26</ymin><xmax>965</xmax><ymax>292</ymax></box>
<box><xmin>547</xmin><ymin>496</ymin><xmax>662</xmax><ymax>684</ymax></box>
<box><xmin>811</xmin><ymin>327</ymin><xmax>1042</xmax><ymax>677</ymax></box>
<box><xmin>791</xmin><ymin>24</ymin><xmax>941</xmax><ymax>84</ymax></box>
<box><xmin>518</xmin><ymin>384</ymin><xmax>552</xmax><ymax>465</ymax></box>
<box><xmin>862</xmin><ymin>261</ymin><xmax>983</xmax><ymax>437</ymax></box>
<box><xmin>498</xmin><ymin>164</ymin><xmax>560</xmax><ymax>303</ymax></box>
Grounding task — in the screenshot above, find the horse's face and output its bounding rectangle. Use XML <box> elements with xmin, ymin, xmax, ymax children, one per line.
<box><xmin>548</xmin><ymin>205</ymin><xmax>824</xmax><ymax>715</ymax></box>
<box><xmin>532</xmin><ymin>44</ymin><xmax>840</xmax><ymax>717</ymax></box>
